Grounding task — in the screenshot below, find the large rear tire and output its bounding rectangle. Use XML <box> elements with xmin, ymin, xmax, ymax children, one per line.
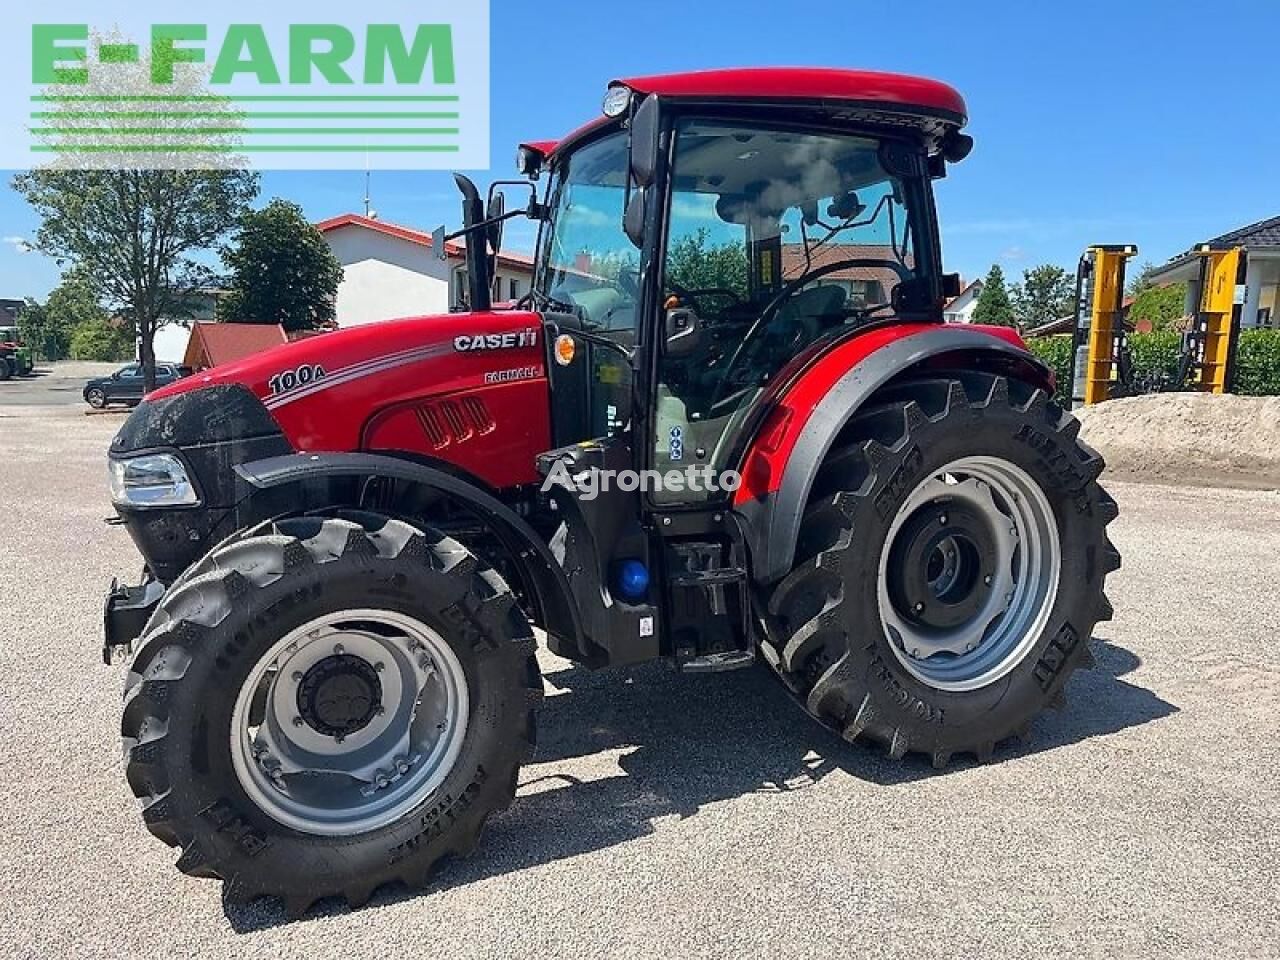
<box><xmin>121</xmin><ymin>513</ymin><xmax>541</xmax><ymax>915</ymax></box>
<box><xmin>766</xmin><ymin>374</ymin><xmax>1119</xmax><ymax>767</ymax></box>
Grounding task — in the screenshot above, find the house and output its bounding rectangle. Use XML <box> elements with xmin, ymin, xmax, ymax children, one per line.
<box><xmin>1146</xmin><ymin>214</ymin><xmax>1280</xmax><ymax>329</ymax></box>
<box><xmin>146</xmin><ymin>289</ymin><xmax>228</xmax><ymax>363</ymax></box>
<box><xmin>182</xmin><ymin>322</ymin><xmax>288</xmax><ymax>372</ymax></box>
<box><xmin>316</xmin><ymin>214</ymin><xmax>537</xmax><ymax>327</ymax></box>
<box><xmin>943</xmin><ymin>278</ymin><xmax>982</xmax><ymax>324</ymax></box>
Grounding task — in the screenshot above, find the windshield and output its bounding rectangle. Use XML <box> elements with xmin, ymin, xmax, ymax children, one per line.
<box><xmin>534</xmin><ymin>132</ymin><xmax>638</xmax><ymax>332</ymax></box>
<box><xmin>652</xmin><ymin>118</ymin><xmax>927</xmax><ymax>504</ymax></box>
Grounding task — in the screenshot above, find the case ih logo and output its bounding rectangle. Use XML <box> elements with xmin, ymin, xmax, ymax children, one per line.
<box><xmin>11</xmin><ymin>2</ymin><xmax>490</xmax><ymax>170</ymax></box>
<box><xmin>454</xmin><ymin>329</ymin><xmax>539</xmax><ymax>352</ymax></box>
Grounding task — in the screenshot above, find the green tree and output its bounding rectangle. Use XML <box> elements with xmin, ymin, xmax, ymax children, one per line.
<box><xmin>666</xmin><ymin>228</ymin><xmax>749</xmax><ymax>296</ymax></box>
<box><xmin>14</xmin><ymin>169</ymin><xmax>257</xmax><ymax>389</ymax></box>
<box><xmin>218</xmin><ymin>199</ymin><xmax>344</xmax><ymax>331</ymax></box>
<box><xmin>1128</xmin><ymin>283</ymin><xmax>1188</xmax><ymax>332</ymax></box>
<box><xmin>1010</xmin><ymin>264</ymin><xmax>1075</xmax><ymax>328</ymax></box>
<box><xmin>15</xmin><ymin>29</ymin><xmax>257</xmax><ymax>389</ymax></box>
<box><xmin>972</xmin><ymin>264</ymin><xmax>1016</xmax><ymax>327</ymax></box>
<box><xmin>19</xmin><ymin>267</ymin><xmax>114</xmax><ymax>361</ymax></box>
<box><xmin>1127</xmin><ymin>260</ymin><xmax>1159</xmax><ymax>298</ymax></box>
<box><xmin>68</xmin><ymin>315</ymin><xmax>132</xmax><ymax>361</ymax></box>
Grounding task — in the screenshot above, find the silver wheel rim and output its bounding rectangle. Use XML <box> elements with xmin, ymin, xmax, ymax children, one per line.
<box><xmin>229</xmin><ymin>608</ymin><xmax>469</xmax><ymax>836</ymax></box>
<box><xmin>876</xmin><ymin>456</ymin><xmax>1060</xmax><ymax>692</ymax></box>
<box><xmin>88</xmin><ymin>390</ymin><xmax>104</xmax><ymax>406</ymax></box>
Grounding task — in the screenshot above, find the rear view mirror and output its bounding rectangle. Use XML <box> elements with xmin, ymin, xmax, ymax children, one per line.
<box><xmin>486</xmin><ymin>190</ymin><xmax>506</xmax><ymax>256</ymax></box>
<box><xmin>629</xmin><ymin>95</ymin><xmax>660</xmax><ymax>188</ymax></box>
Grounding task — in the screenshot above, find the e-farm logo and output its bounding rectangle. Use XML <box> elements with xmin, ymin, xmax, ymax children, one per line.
<box><xmin>11</xmin><ymin>4</ymin><xmax>489</xmax><ymax>170</ymax></box>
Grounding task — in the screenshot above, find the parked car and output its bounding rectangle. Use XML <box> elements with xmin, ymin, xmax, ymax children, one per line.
<box><xmin>83</xmin><ymin>363</ymin><xmax>191</xmax><ymax>408</ymax></box>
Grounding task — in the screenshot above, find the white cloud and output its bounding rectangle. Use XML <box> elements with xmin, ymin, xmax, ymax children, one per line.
<box><xmin>2</xmin><ymin>236</ymin><xmax>32</xmax><ymax>254</ymax></box>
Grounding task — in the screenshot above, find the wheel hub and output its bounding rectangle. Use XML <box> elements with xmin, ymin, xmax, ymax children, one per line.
<box><xmin>887</xmin><ymin>501</ymin><xmax>997</xmax><ymax>631</ymax></box>
<box><xmin>876</xmin><ymin>456</ymin><xmax>1061</xmax><ymax>691</ymax></box>
<box><xmin>229</xmin><ymin>610</ymin><xmax>470</xmax><ymax>836</ymax></box>
<box><xmin>297</xmin><ymin>654</ymin><xmax>383</xmax><ymax>738</ymax></box>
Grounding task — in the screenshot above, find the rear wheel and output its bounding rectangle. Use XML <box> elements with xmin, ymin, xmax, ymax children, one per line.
<box><xmin>766</xmin><ymin>374</ymin><xmax>1119</xmax><ymax>767</ymax></box>
<box><xmin>121</xmin><ymin>513</ymin><xmax>541</xmax><ymax>915</ymax></box>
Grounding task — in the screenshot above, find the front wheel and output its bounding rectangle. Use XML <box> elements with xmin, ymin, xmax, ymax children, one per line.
<box><xmin>85</xmin><ymin>387</ymin><xmax>106</xmax><ymax>408</ymax></box>
<box><xmin>766</xmin><ymin>374</ymin><xmax>1119</xmax><ymax>767</ymax></box>
<box><xmin>121</xmin><ymin>513</ymin><xmax>541</xmax><ymax>915</ymax></box>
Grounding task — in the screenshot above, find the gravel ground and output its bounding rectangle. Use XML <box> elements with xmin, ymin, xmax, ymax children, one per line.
<box><xmin>1</xmin><ymin>407</ymin><xmax>1278</xmax><ymax>959</ymax></box>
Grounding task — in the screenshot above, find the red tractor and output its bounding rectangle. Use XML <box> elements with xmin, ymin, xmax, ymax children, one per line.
<box><xmin>106</xmin><ymin>68</ymin><xmax>1118</xmax><ymax>915</ymax></box>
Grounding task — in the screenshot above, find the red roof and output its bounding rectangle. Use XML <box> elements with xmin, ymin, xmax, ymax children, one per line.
<box><xmin>620</xmin><ymin>68</ymin><xmax>966</xmax><ymax>119</ymax></box>
<box><xmin>315</xmin><ymin>213</ymin><xmax>536</xmax><ymax>273</ymax></box>
<box><xmin>183</xmin><ymin>322</ymin><xmax>288</xmax><ymax>371</ymax></box>
<box><xmin>525</xmin><ymin>68</ymin><xmax>967</xmax><ymax>163</ymax></box>
<box><xmin>780</xmin><ymin>243</ymin><xmax>912</xmax><ymax>287</ymax></box>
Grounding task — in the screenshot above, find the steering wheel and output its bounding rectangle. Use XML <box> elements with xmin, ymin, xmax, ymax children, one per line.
<box><xmin>709</xmin><ymin>258</ymin><xmax>912</xmax><ymax>409</ymax></box>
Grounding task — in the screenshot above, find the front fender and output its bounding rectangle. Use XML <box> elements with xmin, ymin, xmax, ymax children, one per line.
<box><xmin>733</xmin><ymin>325</ymin><xmax>1052</xmax><ymax>585</ymax></box>
<box><xmin>235</xmin><ymin>451</ymin><xmax>585</xmax><ymax>658</ymax></box>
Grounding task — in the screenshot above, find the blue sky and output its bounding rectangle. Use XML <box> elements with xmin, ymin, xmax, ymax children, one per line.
<box><xmin>2</xmin><ymin>0</ymin><xmax>1278</xmax><ymax>299</ymax></box>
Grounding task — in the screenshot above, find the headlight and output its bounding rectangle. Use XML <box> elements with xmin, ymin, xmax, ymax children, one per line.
<box><xmin>109</xmin><ymin>453</ymin><xmax>199</xmax><ymax>507</ymax></box>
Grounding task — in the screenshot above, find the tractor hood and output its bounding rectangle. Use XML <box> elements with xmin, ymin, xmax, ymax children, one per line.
<box><xmin>137</xmin><ymin>310</ymin><xmax>552</xmax><ymax>490</ymax></box>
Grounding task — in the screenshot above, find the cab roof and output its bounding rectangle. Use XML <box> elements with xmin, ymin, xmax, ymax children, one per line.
<box><xmin>521</xmin><ymin>67</ymin><xmax>967</xmax><ymax>164</ymax></box>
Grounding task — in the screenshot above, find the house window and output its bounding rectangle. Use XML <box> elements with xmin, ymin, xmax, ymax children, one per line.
<box><xmin>509</xmin><ymin>278</ymin><xmax>520</xmax><ymax>301</ymax></box>
<box><xmin>453</xmin><ymin>269</ymin><xmax>469</xmax><ymax>310</ymax></box>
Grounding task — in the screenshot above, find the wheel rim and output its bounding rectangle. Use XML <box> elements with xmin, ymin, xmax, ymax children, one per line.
<box><xmin>229</xmin><ymin>608</ymin><xmax>469</xmax><ymax>836</ymax></box>
<box><xmin>88</xmin><ymin>390</ymin><xmax>104</xmax><ymax>407</ymax></box>
<box><xmin>876</xmin><ymin>456</ymin><xmax>1060</xmax><ymax>692</ymax></box>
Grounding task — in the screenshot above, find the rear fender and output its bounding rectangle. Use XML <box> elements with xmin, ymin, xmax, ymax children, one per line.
<box><xmin>733</xmin><ymin>325</ymin><xmax>1052</xmax><ymax>585</ymax></box>
<box><xmin>233</xmin><ymin>451</ymin><xmax>586</xmax><ymax>659</ymax></box>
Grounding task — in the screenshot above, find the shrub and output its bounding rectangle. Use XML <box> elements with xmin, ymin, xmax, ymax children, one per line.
<box><xmin>1235</xmin><ymin>329</ymin><xmax>1280</xmax><ymax>396</ymax></box>
<box><xmin>1024</xmin><ymin>328</ymin><xmax>1280</xmax><ymax>400</ymax></box>
<box><xmin>69</xmin><ymin>316</ymin><xmax>133</xmax><ymax>361</ymax></box>
<box><xmin>1024</xmin><ymin>334</ymin><xmax>1073</xmax><ymax>405</ymax></box>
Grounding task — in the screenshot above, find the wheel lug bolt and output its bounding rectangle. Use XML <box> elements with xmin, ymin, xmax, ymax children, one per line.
<box><xmin>374</xmin><ymin>661</ymin><xmax>385</xmax><ymax>672</ymax></box>
<box><xmin>292</xmin><ymin>671</ymin><xmax>303</xmax><ymax>682</ymax></box>
<box><xmin>983</xmin><ymin>575</ymin><xmax>992</xmax><ymax>585</ymax></box>
<box><xmin>376</xmin><ymin>774</ymin><xmax>389</xmax><ymax>788</ymax></box>
<box><xmin>334</xmin><ymin>643</ymin><xmax>345</xmax><ymax>655</ymax></box>
<box><xmin>910</xmin><ymin>648</ymin><xmax>920</xmax><ymax>658</ymax></box>
<box><xmin>396</xmin><ymin>760</ymin><xmax>410</xmax><ymax>774</ymax></box>
<box><xmin>965</xmin><ymin>643</ymin><xmax>975</xmax><ymax>652</ymax></box>
<box><xmin>939</xmin><ymin>515</ymin><xmax>948</xmax><ymax>525</ymax></box>
<box><xmin>292</xmin><ymin>716</ymin><xmax>304</xmax><ymax>727</ymax></box>
<box><xmin>375</xmin><ymin>706</ymin><xmax>386</xmax><ymax>716</ymax></box>
<box><xmin>914</xmin><ymin>602</ymin><xmax>925</xmax><ymax>613</ymax></box>
<box><xmin>334</xmin><ymin>733</ymin><xmax>345</xmax><ymax>744</ymax></box>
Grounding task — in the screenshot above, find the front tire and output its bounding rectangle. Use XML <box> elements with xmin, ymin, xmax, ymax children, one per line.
<box><xmin>766</xmin><ymin>374</ymin><xmax>1119</xmax><ymax>767</ymax></box>
<box><xmin>121</xmin><ymin>513</ymin><xmax>541</xmax><ymax>915</ymax></box>
<box><xmin>85</xmin><ymin>387</ymin><xmax>106</xmax><ymax>408</ymax></box>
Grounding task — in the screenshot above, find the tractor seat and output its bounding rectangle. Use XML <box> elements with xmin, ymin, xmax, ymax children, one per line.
<box><xmin>776</xmin><ymin>284</ymin><xmax>848</xmax><ymax>337</ymax></box>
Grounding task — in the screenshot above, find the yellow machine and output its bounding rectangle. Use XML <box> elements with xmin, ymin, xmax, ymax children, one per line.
<box><xmin>1178</xmin><ymin>245</ymin><xmax>1242</xmax><ymax>395</ymax></box>
<box><xmin>1069</xmin><ymin>245</ymin><xmax>1136</xmax><ymax>407</ymax></box>
<box><xmin>1069</xmin><ymin>244</ymin><xmax>1244</xmax><ymax>406</ymax></box>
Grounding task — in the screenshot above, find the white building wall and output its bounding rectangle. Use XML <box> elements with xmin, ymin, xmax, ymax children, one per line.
<box><xmin>326</xmin><ymin>228</ymin><xmax>454</xmax><ymax>326</ymax></box>
<box><xmin>326</xmin><ymin>226</ymin><xmax>534</xmax><ymax>325</ymax></box>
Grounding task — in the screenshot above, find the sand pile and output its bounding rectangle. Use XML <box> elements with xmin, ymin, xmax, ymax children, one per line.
<box><xmin>1073</xmin><ymin>393</ymin><xmax>1280</xmax><ymax>489</ymax></box>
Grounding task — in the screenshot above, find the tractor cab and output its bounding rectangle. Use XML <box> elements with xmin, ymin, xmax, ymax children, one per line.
<box><xmin>444</xmin><ymin>69</ymin><xmax>974</xmax><ymax>667</ymax></box>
